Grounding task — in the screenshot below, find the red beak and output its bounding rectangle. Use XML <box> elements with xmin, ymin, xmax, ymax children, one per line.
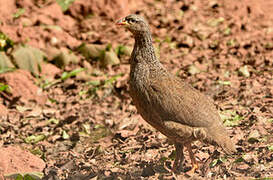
<box><xmin>116</xmin><ymin>18</ymin><xmax>128</xmax><ymax>25</ymax></box>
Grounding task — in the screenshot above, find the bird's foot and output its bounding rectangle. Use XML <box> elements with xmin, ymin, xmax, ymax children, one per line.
<box><xmin>186</xmin><ymin>163</ymin><xmax>198</xmax><ymax>176</ymax></box>
<box><xmin>172</xmin><ymin>162</ymin><xmax>182</xmax><ymax>174</ymax></box>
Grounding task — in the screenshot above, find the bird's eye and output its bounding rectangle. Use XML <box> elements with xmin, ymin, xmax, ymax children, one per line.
<box><xmin>129</xmin><ymin>19</ymin><xmax>136</xmax><ymax>23</ymax></box>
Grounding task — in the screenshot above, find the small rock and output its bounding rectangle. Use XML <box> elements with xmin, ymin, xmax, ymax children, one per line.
<box><xmin>188</xmin><ymin>64</ymin><xmax>201</xmax><ymax>75</ymax></box>
<box><xmin>104</xmin><ymin>170</ymin><xmax>111</xmax><ymax>176</ymax></box>
<box><xmin>78</xmin><ymin>43</ymin><xmax>104</xmax><ymax>60</ymax></box>
<box><xmin>0</xmin><ymin>146</ymin><xmax>45</xmax><ymax>177</ymax></box>
<box><xmin>207</xmin><ymin>17</ymin><xmax>225</xmax><ymax>27</ymax></box>
<box><xmin>248</xmin><ymin>130</ymin><xmax>260</xmax><ymax>143</ymax></box>
<box><xmin>50</xmin><ymin>37</ymin><xmax>59</xmax><ymax>45</ymax></box>
<box><xmin>20</xmin><ymin>17</ymin><xmax>33</xmax><ymax>27</ymax></box>
<box><xmin>43</xmin><ymin>47</ymin><xmax>60</xmax><ymax>61</ymax></box>
<box><xmin>123</xmin><ymin>46</ymin><xmax>133</xmax><ymax>56</ymax></box>
<box><xmin>90</xmin><ymin>159</ymin><xmax>96</xmax><ymax>165</ymax></box>
<box><xmin>101</xmin><ymin>49</ymin><xmax>120</xmax><ymax>67</ymax></box>
<box><xmin>0</xmin><ymin>104</ymin><xmax>8</xmax><ymax>116</ymax></box>
<box><xmin>12</xmin><ymin>45</ymin><xmax>45</xmax><ymax>75</ymax></box>
<box><xmin>76</xmin><ymin>71</ymin><xmax>92</xmax><ymax>81</ymax></box>
<box><xmin>111</xmin><ymin>167</ymin><xmax>120</xmax><ymax>173</ymax></box>
<box><xmin>141</xmin><ymin>165</ymin><xmax>155</xmax><ymax>177</ymax></box>
<box><xmin>105</xmin><ymin>119</ymin><xmax>114</xmax><ymax>127</ymax></box>
<box><xmin>82</xmin><ymin>60</ymin><xmax>93</xmax><ymax>73</ymax></box>
<box><xmin>236</xmin><ymin>163</ymin><xmax>249</xmax><ymax>171</ymax></box>
<box><xmin>0</xmin><ymin>52</ymin><xmax>14</xmax><ymax>69</ymax></box>
<box><xmin>52</xmin><ymin>48</ymin><xmax>79</xmax><ymax>68</ymax></box>
<box><xmin>40</xmin><ymin>62</ymin><xmax>61</xmax><ymax>80</ymax></box>
<box><xmin>0</xmin><ymin>69</ymin><xmax>47</xmax><ymax>105</ymax></box>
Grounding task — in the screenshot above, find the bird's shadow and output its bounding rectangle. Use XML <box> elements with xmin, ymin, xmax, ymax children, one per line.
<box><xmin>135</xmin><ymin>159</ymin><xmax>197</xmax><ymax>178</ymax></box>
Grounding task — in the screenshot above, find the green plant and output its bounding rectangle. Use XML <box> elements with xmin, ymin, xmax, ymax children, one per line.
<box><xmin>13</xmin><ymin>8</ymin><xmax>25</xmax><ymax>19</ymax></box>
<box><xmin>61</xmin><ymin>68</ymin><xmax>84</xmax><ymax>81</ymax></box>
<box><xmin>0</xmin><ymin>83</ymin><xmax>10</xmax><ymax>93</ymax></box>
<box><xmin>5</xmin><ymin>172</ymin><xmax>43</xmax><ymax>180</ymax></box>
<box><xmin>40</xmin><ymin>68</ymin><xmax>85</xmax><ymax>89</ymax></box>
<box><xmin>0</xmin><ymin>32</ymin><xmax>14</xmax><ymax>51</ymax></box>
<box><xmin>219</xmin><ymin>110</ymin><xmax>243</xmax><ymax>126</ymax></box>
<box><xmin>56</xmin><ymin>0</ymin><xmax>75</xmax><ymax>12</ymax></box>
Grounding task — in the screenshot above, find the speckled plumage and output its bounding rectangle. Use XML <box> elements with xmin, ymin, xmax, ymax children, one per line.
<box><xmin>117</xmin><ymin>14</ymin><xmax>236</xmax><ymax>173</ymax></box>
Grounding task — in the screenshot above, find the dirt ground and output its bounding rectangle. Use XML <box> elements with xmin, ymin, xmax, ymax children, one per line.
<box><xmin>0</xmin><ymin>0</ymin><xmax>272</xmax><ymax>179</ymax></box>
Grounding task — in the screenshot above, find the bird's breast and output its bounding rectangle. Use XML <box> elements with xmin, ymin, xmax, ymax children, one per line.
<box><xmin>129</xmin><ymin>63</ymin><xmax>152</xmax><ymax>113</ymax></box>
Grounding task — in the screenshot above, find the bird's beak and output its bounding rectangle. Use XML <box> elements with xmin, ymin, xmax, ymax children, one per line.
<box><xmin>116</xmin><ymin>18</ymin><xmax>128</xmax><ymax>26</ymax></box>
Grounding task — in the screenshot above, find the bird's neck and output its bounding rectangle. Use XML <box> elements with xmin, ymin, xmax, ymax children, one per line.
<box><xmin>131</xmin><ymin>31</ymin><xmax>159</xmax><ymax>65</ymax></box>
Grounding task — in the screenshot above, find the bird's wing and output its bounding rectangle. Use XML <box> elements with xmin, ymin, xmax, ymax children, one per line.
<box><xmin>149</xmin><ymin>74</ymin><xmax>222</xmax><ymax>128</ymax></box>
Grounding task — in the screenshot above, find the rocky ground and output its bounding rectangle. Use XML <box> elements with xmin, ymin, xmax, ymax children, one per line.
<box><xmin>0</xmin><ymin>0</ymin><xmax>272</xmax><ymax>179</ymax></box>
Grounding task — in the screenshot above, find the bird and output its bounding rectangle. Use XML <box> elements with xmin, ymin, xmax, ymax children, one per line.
<box><xmin>116</xmin><ymin>14</ymin><xmax>236</xmax><ymax>174</ymax></box>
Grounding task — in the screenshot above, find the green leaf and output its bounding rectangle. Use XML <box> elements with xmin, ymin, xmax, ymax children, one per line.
<box><xmin>6</xmin><ymin>172</ymin><xmax>44</xmax><ymax>180</ymax></box>
<box><xmin>0</xmin><ymin>32</ymin><xmax>14</xmax><ymax>51</ymax></box>
<box><xmin>210</xmin><ymin>159</ymin><xmax>218</xmax><ymax>168</ymax></box>
<box><xmin>264</xmin><ymin>42</ymin><xmax>273</xmax><ymax>50</ymax></box>
<box><xmin>30</xmin><ymin>148</ymin><xmax>44</xmax><ymax>156</ymax></box>
<box><xmin>15</xmin><ymin>174</ymin><xmax>24</xmax><ymax>180</ymax></box>
<box><xmin>0</xmin><ymin>83</ymin><xmax>10</xmax><ymax>93</ymax></box>
<box><xmin>218</xmin><ymin>80</ymin><xmax>231</xmax><ymax>85</ymax></box>
<box><xmin>209</xmin><ymin>157</ymin><xmax>226</xmax><ymax>168</ymax></box>
<box><xmin>0</xmin><ymin>67</ymin><xmax>16</xmax><ymax>74</ymax></box>
<box><xmin>16</xmin><ymin>105</ymin><xmax>31</xmax><ymax>113</ymax></box>
<box><xmin>164</xmin><ymin>36</ymin><xmax>172</xmax><ymax>43</ymax></box>
<box><xmin>239</xmin><ymin>65</ymin><xmax>250</xmax><ymax>77</ymax></box>
<box><xmin>24</xmin><ymin>174</ymin><xmax>37</xmax><ymax>180</ymax></box>
<box><xmin>87</xmin><ymin>80</ymin><xmax>101</xmax><ymax>86</ymax></box>
<box><xmin>13</xmin><ymin>8</ymin><xmax>25</xmax><ymax>19</ymax></box>
<box><xmin>207</xmin><ymin>17</ymin><xmax>225</xmax><ymax>27</ymax></box>
<box><xmin>48</xmin><ymin>97</ymin><xmax>59</xmax><ymax>104</ymax></box>
<box><xmin>62</xmin><ymin>130</ymin><xmax>69</xmax><ymax>140</ymax></box>
<box><xmin>116</xmin><ymin>45</ymin><xmax>125</xmax><ymax>56</ymax></box>
<box><xmin>87</xmin><ymin>87</ymin><xmax>99</xmax><ymax>97</ymax></box>
<box><xmin>24</xmin><ymin>134</ymin><xmax>46</xmax><ymax>144</ymax></box>
<box><xmin>223</xmin><ymin>27</ymin><xmax>231</xmax><ymax>36</ymax></box>
<box><xmin>115</xmin><ymin>45</ymin><xmax>132</xmax><ymax>56</ymax></box>
<box><xmin>56</xmin><ymin>0</ymin><xmax>75</xmax><ymax>12</ymax></box>
<box><xmin>233</xmin><ymin>156</ymin><xmax>244</xmax><ymax>163</ymax></box>
<box><xmin>268</xmin><ymin>145</ymin><xmax>273</xmax><ymax>151</ymax></box>
<box><xmin>159</xmin><ymin>156</ymin><xmax>168</xmax><ymax>163</ymax></box>
<box><xmin>78</xmin><ymin>90</ymin><xmax>87</xmax><ymax>96</ymax></box>
<box><xmin>226</xmin><ymin>39</ymin><xmax>238</xmax><ymax>47</ymax></box>
<box><xmin>94</xmin><ymin>124</ymin><xmax>105</xmax><ymax>129</ymax></box>
<box><xmin>47</xmin><ymin>118</ymin><xmax>59</xmax><ymax>124</ymax></box>
<box><xmin>220</xmin><ymin>110</ymin><xmax>243</xmax><ymax>127</ymax></box>
<box><xmin>40</xmin><ymin>25</ymin><xmax>62</xmax><ymax>31</ymax></box>
<box><xmin>89</xmin><ymin>125</ymin><xmax>111</xmax><ymax>142</ymax></box>
<box><xmin>83</xmin><ymin>124</ymin><xmax>91</xmax><ymax>134</ymax></box>
<box><xmin>168</xmin><ymin>150</ymin><xmax>176</xmax><ymax>160</ymax></box>
<box><xmin>104</xmin><ymin>73</ymin><xmax>123</xmax><ymax>86</ymax></box>
<box><xmin>61</xmin><ymin>68</ymin><xmax>85</xmax><ymax>81</ymax></box>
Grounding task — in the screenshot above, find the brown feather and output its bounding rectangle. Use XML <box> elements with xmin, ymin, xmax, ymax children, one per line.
<box><xmin>117</xmin><ymin>14</ymin><xmax>236</xmax><ymax>173</ymax></box>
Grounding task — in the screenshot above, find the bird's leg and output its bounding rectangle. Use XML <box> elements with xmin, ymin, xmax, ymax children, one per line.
<box><xmin>185</xmin><ymin>143</ymin><xmax>198</xmax><ymax>174</ymax></box>
<box><xmin>172</xmin><ymin>143</ymin><xmax>184</xmax><ymax>173</ymax></box>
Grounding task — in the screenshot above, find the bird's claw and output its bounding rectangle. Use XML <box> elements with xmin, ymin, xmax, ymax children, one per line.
<box><xmin>186</xmin><ymin>163</ymin><xmax>198</xmax><ymax>176</ymax></box>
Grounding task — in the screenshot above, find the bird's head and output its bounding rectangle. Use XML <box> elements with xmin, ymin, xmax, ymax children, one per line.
<box><xmin>116</xmin><ymin>14</ymin><xmax>150</xmax><ymax>35</ymax></box>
